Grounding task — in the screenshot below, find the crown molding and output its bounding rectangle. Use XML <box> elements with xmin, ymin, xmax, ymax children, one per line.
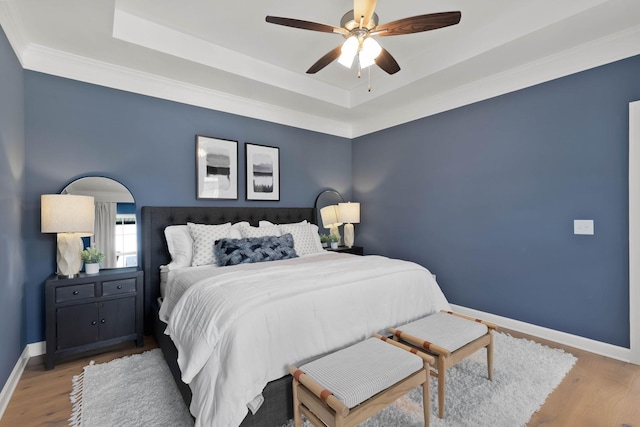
<box><xmin>22</xmin><ymin>44</ymin><xmax>353</xmax><ymax>138</ymax></box>
<box><xmin>0</xmin><ymin>1</ymin><xmax>28</xmax><ymax>66</ymax></box>
<box><xmin>111</xmin><ymin>7</ymin><xmax>351</xmax><ymax>109</ymax></box>
<box><xmin>351</xmin><ymin>24</ymin><xmax>640</xmax><ymax>137</ymax></box>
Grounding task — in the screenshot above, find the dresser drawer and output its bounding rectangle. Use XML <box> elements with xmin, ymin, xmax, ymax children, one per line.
<box><xmin>56</xmin><ymin>284</ymin><xmax>95</xmax><ymax>302</ymax></box>
<box><xmin>103</xmin><ymin>278</ymin><xmax>136</xmax><ymax>296</ymax></box>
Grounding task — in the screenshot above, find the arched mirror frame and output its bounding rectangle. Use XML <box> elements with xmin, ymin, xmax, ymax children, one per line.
<box><xmin>314</xmin><ymin>189</ymin><xmax>345</xmax><ymax>235</ymax></box>
<box><xmin>61</xmin><ymin>176</ymin><xmax>137</xmax><ymax>269</ymax></box>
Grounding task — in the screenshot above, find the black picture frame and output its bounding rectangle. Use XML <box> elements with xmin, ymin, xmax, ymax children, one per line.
<box><xmin>196</xmin><ymin>135</ymin><xmax>238</xmax><ymax>200</ymax></box>
<box><xmin>245</xmin><ymin>143</ymin><xmax>280</xmax><ymax>201</ymax></box>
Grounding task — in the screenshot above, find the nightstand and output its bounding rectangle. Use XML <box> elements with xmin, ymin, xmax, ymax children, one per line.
<box><xmin>325</xmin><ymin>246</ymin><xmax>364</xmax><ymax>256</ymax></box>
<box><xmin>45</xmin><ymin>267</ymin><xmax>143</xmax><ymax>369</ymax></box>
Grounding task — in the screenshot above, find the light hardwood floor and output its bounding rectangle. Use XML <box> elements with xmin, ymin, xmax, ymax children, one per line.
<box><xmin>0</xmin><ymin>337</ymin><xmax>158</xmax><ymax>427</ymax></box>
<box><xmin>1</xmin><ymin>331</ymin><xmax>639</xmax><ymax>426</ymax></box>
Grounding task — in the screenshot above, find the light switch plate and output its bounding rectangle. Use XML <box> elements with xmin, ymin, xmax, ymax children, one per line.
<box><xmin>574</xmin><ymin>219</ymin><xmax>594</xmax><ymax>235</ymax></box>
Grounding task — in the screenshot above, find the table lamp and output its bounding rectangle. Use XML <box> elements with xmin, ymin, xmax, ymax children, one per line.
<box><xmin>320</xmin><ymin>204</ymin><xmax>343</xmax><ymax>244</ymax></box>
<box><xmin>338</xmin><ymin>202</ymin><xmax>360</xmax><ymax>248</ymax></box>
<box><xmin>41</xmin><ymin>194</ymin><xmax>95</xmax><ymax>278</ymax></box>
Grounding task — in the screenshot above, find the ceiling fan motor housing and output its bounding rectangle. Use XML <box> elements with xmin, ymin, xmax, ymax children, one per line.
<box><xmin>340</xmin><ymin>10</ymin><xmax>379</xmax><ymax>31</ymax></box>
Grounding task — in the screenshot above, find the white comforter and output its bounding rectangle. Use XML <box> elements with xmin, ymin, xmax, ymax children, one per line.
<box><xmin>161</xmin><ymin>252</ymin><xmax>450</xmax><ymax>427</ymax></box>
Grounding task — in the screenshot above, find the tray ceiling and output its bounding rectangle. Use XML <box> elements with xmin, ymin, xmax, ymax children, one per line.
<box><xmin>1</xmin><ymin>0</ymin><xmax>639</xmax><ymax>137</ymax></box>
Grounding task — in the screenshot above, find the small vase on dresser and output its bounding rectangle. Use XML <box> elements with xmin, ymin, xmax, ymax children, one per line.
<box><xmin>85</xmin><ymin>262</ymin><xmax>100</xmax><ymax>274</ymax></box>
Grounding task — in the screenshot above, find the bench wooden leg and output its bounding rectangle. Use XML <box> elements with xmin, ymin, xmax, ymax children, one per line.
<box><xmin>422</xmin><ymin>366</ymin><xmax>430</xmax><ymax>427</ymax></box>
<box><xmin>488</xmin><ymin>330</ymin><xmax>494</xmax><ymax>381</ymax></box>
<box><xmin>292</xmin><ymin>376</ymin><xmax>302</xmax><ymax>427</ymax></box>
<box><xmin>437</xmin><ymin>356</ymin><xmax>445</xmax><ymax>419</ymax></box>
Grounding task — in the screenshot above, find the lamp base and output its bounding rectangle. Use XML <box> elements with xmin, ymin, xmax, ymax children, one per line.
<box><xmin>329</xmin><ymin>225</ymin><xmax>342</xmax><ymax>246</ymax></box>
<box><xmin>57</xmin><ymin>233</ymin><xmax>83</xmax><ymax>278</ymax></box>
<box><xmin>344</xmin><ymin>223</ymin><xmax>354</xmax><ymax>248</ymax></box>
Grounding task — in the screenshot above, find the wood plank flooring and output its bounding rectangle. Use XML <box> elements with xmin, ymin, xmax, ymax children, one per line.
<box><xmin>1</xmin><ymin>331</ymin><xmax>639</xmax><ymax>426</ymax></box>
<box><xmin>0</xmin><ymin>337</ymin><xmax>158</xmax><ymax>427</ymax></box>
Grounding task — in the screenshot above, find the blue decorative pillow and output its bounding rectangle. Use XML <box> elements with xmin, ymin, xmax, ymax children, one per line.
<box><xmin>214</xmin><ymin>233</ymin><xmax>298</xmax><ymax>267</ymax></box>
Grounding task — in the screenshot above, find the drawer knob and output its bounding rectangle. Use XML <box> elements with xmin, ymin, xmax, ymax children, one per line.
<box><xmin>91</xmin><ymin>321</ymin><xmax>97</xmax><ymax>325</ymax></box>
<box><xmin>73</xmin><ymin>291</ymin><xmax>79</xmax><ymax>295</ymax></box>
<box><xmin>117</xmin><ymin>285</ymin><xmax>122</xmax><ymax>289</ymax></box>
<box><xmin>101</xmin><ymin>319</ymin><xmax>106</xmax><ymax>324</ymax></box>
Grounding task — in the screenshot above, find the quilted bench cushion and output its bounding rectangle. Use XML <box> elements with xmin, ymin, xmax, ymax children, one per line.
<box><xmin>299</xmin><ymin>337</ymin><xmax>423</xmax><ymax>408</ymax></box>
<box><xmin>396</xmin><ymin>312</ymin><xmax>488</xmax><ymax>353</ymax></box>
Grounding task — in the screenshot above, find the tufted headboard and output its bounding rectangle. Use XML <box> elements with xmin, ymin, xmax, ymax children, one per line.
<box><xmin>140</xmin><ymin>206</ymin><xmax>316</xmax><ymax>332</ymax></box>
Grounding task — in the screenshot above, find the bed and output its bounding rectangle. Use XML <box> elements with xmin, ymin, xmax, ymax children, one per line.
<box><xmin>141</xmin><ymin>206</ymin><xmax>450</xmax><ymax>427</ymax></box>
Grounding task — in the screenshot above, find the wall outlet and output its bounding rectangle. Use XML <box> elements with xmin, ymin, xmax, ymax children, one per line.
<box><xmin>574</xmin><ymin>219</ymin><xmax>594</xmax><ymax>235</ymax></box>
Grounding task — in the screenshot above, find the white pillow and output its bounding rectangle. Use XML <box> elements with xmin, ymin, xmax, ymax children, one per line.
<box><xmin>230</xmin><ymin>221</ymin><xmax>248</xmax><ymax>239</ymax></box>
<box><xmin>188</xmin><ymin>222</ymin><xmax>233</xmax><ymax>266</ymax></box>
<box><xmin>164</xmin><ymin>225</ymin><xmax>193</xmax><ymax>268</ymax></box>
<box><xmin>239</xmin><ymin>223</ymin><xmax>281</xmax><ymax>238</ymax></box>
<box><xmin>278</xmin><ymin>223</ymin><xmax>324</xmax><ymax>256</ymax></box>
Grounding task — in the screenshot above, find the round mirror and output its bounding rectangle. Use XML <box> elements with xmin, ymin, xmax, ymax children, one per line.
<box><xmin>62</xmin><ymin>177</ymin><xmax>136</xmax><ymax>269</ymax></box>
<box><xmin>314</xmin><ymin>189</ymin><xmax>344</xmax><ymax>235</ymax></box>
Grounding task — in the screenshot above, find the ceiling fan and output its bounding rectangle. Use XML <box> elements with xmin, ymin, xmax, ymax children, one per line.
<box><xmin>266</xmin><ymin>0</ymin><xmax>461</xmax><ymax>76</ymax></box>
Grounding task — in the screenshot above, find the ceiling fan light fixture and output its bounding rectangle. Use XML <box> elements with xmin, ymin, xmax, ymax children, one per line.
<box><xmin>337</xmin><ymin>36</ymin><xmax>359</xmax><ymax>68</ymax></box>
<box><xmin>359</xmin><ymin>37</ymin><xmax>382</xmax><ymax>68</ymax></box>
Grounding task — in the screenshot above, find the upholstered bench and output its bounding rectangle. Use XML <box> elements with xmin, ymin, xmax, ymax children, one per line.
<box><xmin>289</xmin><ymin>333</ymin><xmax>435</xmax><ymax>427</ymax></box>
<box><xmin>389</xmin><ymin>311</ymin><xmax>497</xmax><ymax>419</ymax></box>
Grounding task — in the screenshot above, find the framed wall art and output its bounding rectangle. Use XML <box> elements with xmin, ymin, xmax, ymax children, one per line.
<box><xmin>196</xmin><ymin>135</ymin><xmax>238</xmax><ymax>200</ymax></box>
<box><xmin>245</xmin><ymin>143</ymin><xmax>280</xmax><ymax>201</ymax></box>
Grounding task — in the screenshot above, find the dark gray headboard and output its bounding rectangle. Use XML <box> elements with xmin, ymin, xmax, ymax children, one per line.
<box><xmin>141</xmin><ymin>206</ymin><xmax>316</xmax><ymax>333</ymax></box>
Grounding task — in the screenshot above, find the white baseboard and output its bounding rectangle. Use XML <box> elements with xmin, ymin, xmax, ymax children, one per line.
<box><xmin>450</xmin><ymin>304</ymin><xmax>632</xmax><ymax>363</ymax></box>
<box><xmin>0</xmin><ymin>341</ymin><xmax>45</xmax><ymax>420</ymax></box>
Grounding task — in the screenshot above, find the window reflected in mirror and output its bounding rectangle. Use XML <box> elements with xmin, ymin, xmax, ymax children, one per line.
<box><xmin>116</xmin><ymin>206</ymin><xmax>137</xmax><ymax>267</ymax></box>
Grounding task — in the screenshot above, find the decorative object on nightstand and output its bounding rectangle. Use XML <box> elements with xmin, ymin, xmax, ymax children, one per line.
<box><xmin>319</xmin><ymin>234</ymin><xmax>329</xmax><ymax>248</ymax></box>
<box><xmin>41</xmin><ymin>194</ymin><xmax>95</xmax><ymax>278</ymax></box>
<box><xmin>320</xmin><ymin>205</ymin><xmax>343</xmax><ymax>244</ymax></box>
<box><xmin>45</xmin><ymin>267</ymin><xmax>144</xmax><ymax>369</ymax></box>
<box><xmin>328</xmin><ymin>233</ymin><xmax>340</xmax><ymax>249</ymax></box>
<box><xmin>81</xmin><ymin>246</ymin><xmax>105</xmax><ymax>274</ymax></box>
<box><xmin>338</xmin><ymin>202</ymin><xmax>360</xmax><ymax>248</ymax></box>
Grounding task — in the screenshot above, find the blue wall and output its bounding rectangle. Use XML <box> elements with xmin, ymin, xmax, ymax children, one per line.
<box><xmin>0</xmin><ymin>27</ymin><xmax>25</xmax><ymax>388</ymax></box>
<box><xmin>23</xmin><ymin>72</ymin><xmax>352</xmax><ymax>344</ymax></box>
<box><xmin>353</xmin><ymin>55</ymin><xmax>640</xmax><ymax>347</ymax></box>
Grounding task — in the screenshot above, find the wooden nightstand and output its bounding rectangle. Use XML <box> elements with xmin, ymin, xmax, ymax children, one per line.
<box><xmin>325</xmin><ymin>246</ymin><xmax>364</xmax><ymax>256</ymax></box>
<box><xmin>45</xmin><ymin>267</ymin><xmax>144</xmax><ymax>369</ymax></box>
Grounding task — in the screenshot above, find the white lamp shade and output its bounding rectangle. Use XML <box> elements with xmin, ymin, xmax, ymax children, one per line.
<box><xmin>320</xmin><ymin>205</ymin><xmax>343</xmax><ymax>228</ymax></box>
<box><xmin>41</xmin><ymin>194</ymin><xmax>95</xmax><ymax>278</ymax></box>
<box><xmin>338</xmin><ymin>202</ymin><xmax>360</xmax><ymax>224</ymax></box>
<box><xmin>359</xmin><ymin>38</ymin><xmax>382</xmax><ymax>69</ymax></box>
<box><xmin>41</xmin><ymin>194</ymin><xmax>95</xmax><ymax>236</ymax></box>
<box><xmin>338</xmin><ymin>36</ymin><xmax>358</xmax><ymax>68</ymax></box>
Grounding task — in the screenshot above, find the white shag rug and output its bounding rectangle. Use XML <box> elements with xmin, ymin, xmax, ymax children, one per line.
<box><xmin>282</xmin><ymin>332</ymin><xmax>577</xmax><ymax>427</ymax></box>
<box><xmin>69</xmin><ymin>349</ymin><xmax>193</xmax><ymax>427</ymax></box>
<box><xmin>69</xmin><ymin>333</ymin><xmax>576</xmax><ymax>427</ymax></box>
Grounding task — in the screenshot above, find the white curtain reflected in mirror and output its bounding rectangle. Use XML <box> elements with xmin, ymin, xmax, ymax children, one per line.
<box><xmin>62</xmin><ymin>176</ymin><xmax>136</xmax><ymax>269</ymax></box>
<box><xmin>94</xmin><ymin>202</ymin><xmax>116</xmax><ymax>268</ymax></box>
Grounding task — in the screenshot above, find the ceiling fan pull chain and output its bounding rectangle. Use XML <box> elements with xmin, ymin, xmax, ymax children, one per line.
<box><xmin>368</xmin><ymin>66</ymin><xmax>372</xmax><ymax>92</ymax></box>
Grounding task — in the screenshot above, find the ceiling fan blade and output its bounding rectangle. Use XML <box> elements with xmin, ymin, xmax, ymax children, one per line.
<box><xmin>266</xmin><ymin>16</ymin><xmax>348</xmax><ymax>35</ymax></box>
<box><xmin>354</xmin><ymin>0</ymin><xmax>377</xmax><ymax>28</ymax></box>
<box><xmin>307</xmin><ymin>45</ymin><xmax>343</xmax><ymax>74</ymax></box>
<box><xmin>374</xmin><ymin>11</ymin><xmax>461</xmax><ymax>37</ymax></box>
<box><xmin>375</xmin><ymin>48</ymin><xmax>400</xmax><ymax>74</ymax></box>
